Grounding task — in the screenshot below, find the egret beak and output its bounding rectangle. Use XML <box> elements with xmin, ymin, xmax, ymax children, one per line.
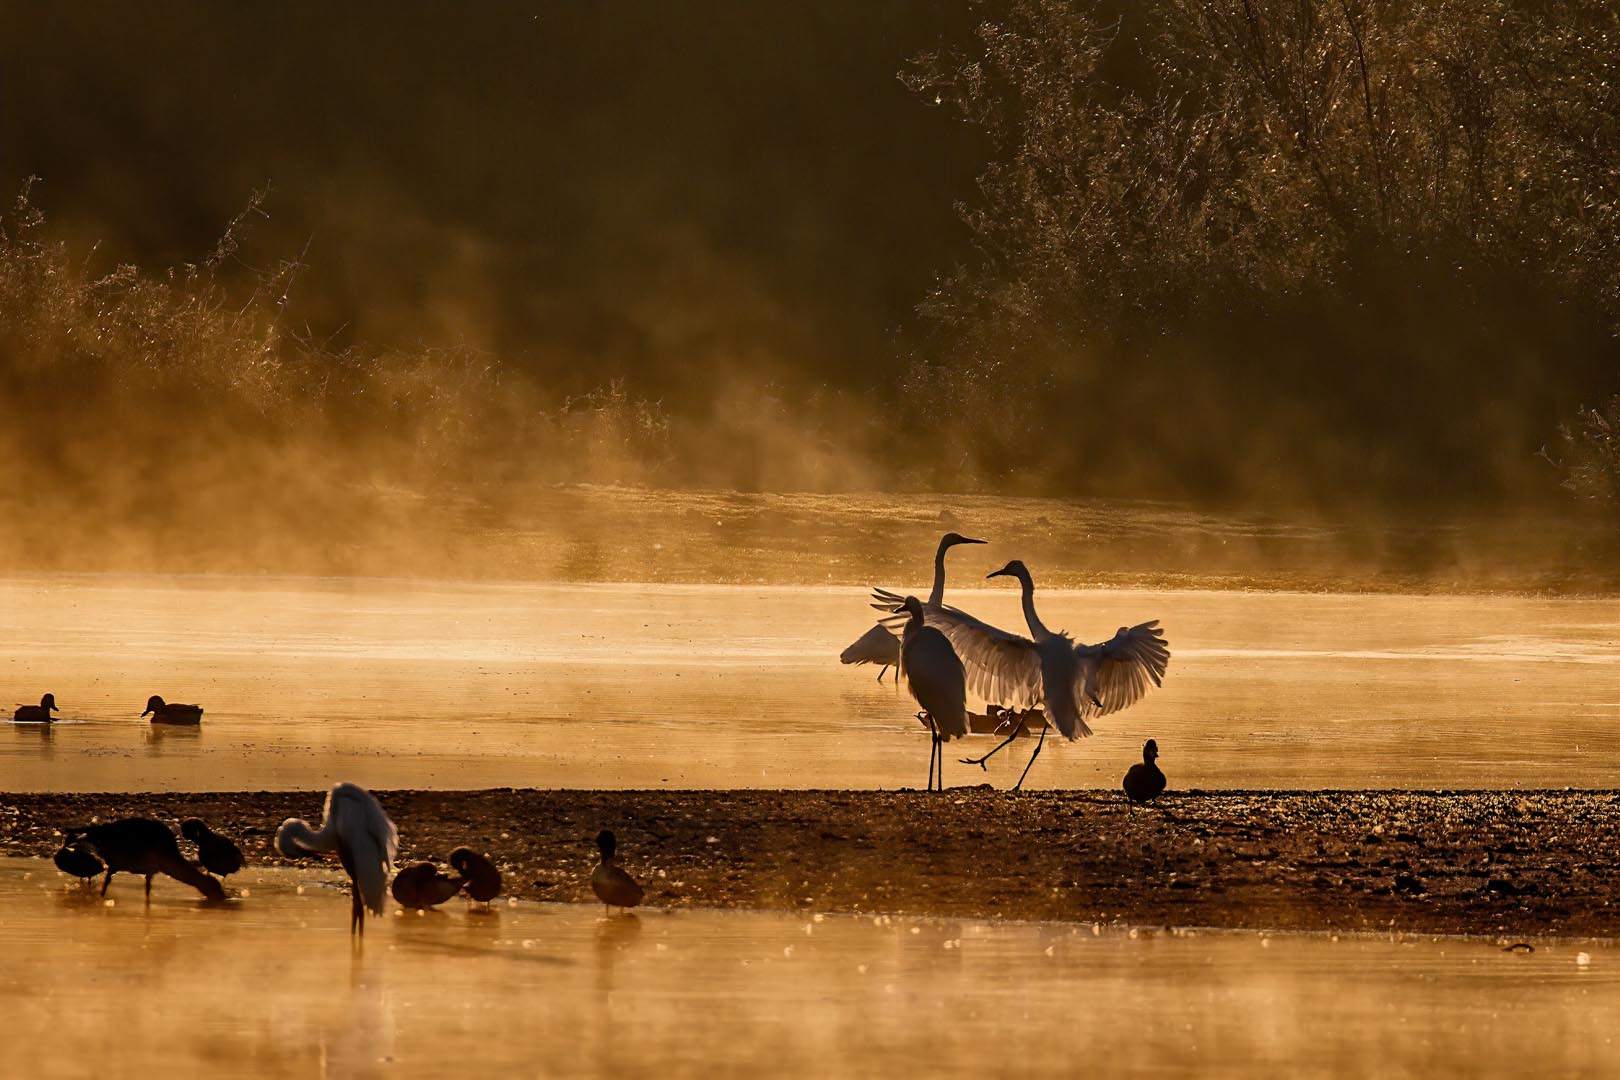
<box><xmin>985</xmin><ymin>569</ymin><xmax>1009</xmax><ymax>579</ymax></box>
<box><xmin>960</xmin><ymin>537</ymin><xmax>987</xmax><ymax>545</ymax></box>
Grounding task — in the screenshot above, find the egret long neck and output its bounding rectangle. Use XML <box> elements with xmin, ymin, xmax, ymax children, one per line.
<box><xmin>1015</xmin><ymin>570</ymin><xmax>1052</xmax><ymax>639</ymax></box>
<box><xmin>927</xmin><ymin>538</ymin><xmax>952</xmax><ymax>607</ymax></box>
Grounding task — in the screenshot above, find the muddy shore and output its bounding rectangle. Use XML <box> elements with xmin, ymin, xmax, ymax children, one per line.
<box><xmin>6</xmin><ymin>787</ymin><xmax>1620</xmax><ymax>938</ymax></box>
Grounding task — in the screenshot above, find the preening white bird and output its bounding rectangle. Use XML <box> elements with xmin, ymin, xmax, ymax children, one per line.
<box><xmin>896</xmin><ymin>594</ymin><xmax>968</xmax><ymax>792</ymax></box>
<box><xmin>891</xmin><ymin>559</ymin><xmax>1169</xmax><ymax>789</ymax></box>
<box><xmin>276</xmin><ymin>782</ymin><xmax>399</xmax><ymax>937</ymax></box>
<box><xmin>842</xmin><ymin>531</ymin><xmax>985</xmax><ymax>681</ymax></box>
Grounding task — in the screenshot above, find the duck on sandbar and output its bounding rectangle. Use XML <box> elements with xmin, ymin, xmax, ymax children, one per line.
<box><xmin>53</xmin><ymin>842</ymin><xmax>104</xmax><ymax>884</ymax></box>
<box><xmin>181</xmin><ymin>818</ymin><xmax>244</xmax><ymax>879</ymax></box>
<box><xmin>449</xmin><ymin>847</ymin><xmax>503</xmax><ymax>906</ymax></box>
<box><xmin>1123</xmin><ymin>739</ymin><xmax>1166</xmax><ymax>805</ymax></box>
<box><xmin>590</xmin><ymin>830</ymin><xmax>644</xmax><ymax>912</ymax></box>
<box><xmin>391</xmin><ymin>861</ymin><xmax>465</xmax><ymax>911</ymax></box>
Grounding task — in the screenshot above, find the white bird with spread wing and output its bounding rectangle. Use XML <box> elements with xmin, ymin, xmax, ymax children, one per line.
<box><xmin>841</xmin><ymin>531</ymin><xmax>985</xmax><ymax>681</ymax></box>
<box><xmin>881</xmin><ymin>559</ymin><xmax>1169</xmax><ymax>789</ymax></box>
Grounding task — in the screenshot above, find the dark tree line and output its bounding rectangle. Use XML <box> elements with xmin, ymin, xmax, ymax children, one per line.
<box><xmin>900</xmin><ymin>0</ymin><xmax>1620</xmax><ymax>510</ymax></box>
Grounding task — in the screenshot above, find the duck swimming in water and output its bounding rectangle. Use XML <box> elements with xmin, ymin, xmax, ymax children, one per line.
<box><xmin>590</xmin><ymin>830</ymin><xmax>644</xmax><ymax>912</ymax></box>
<box><xmin>53</xmin><ymin>842</ymin><xmax>104</xmax><ymax>884</ymax></box>
<box><xmin>143</xmin><ymin>696</ymin><xmax>203</xmax><ymax>725</ymax></box>
<box><xmin>67</xmin><ymin>818</ymin><xmax>225</xmax><ymax>901</ymax></box>
<box><xmin>1123</xmin><ymin>739</ymin><xmax>1166</xmax><ymax>805</ymax></box>
<box><xmin>449</xmin><ymin>847</ymin><xmax>503</xmax><ymax>906</ymax></box>
<box><xmin>391</xmin><ymin>861</ymin><xmax>464</xmax><ymax>911</ymax></box>
<box><xmin>181</xmin><ymin>818</ymin><xmax>244</xmax><ymax>880</ymax></box>
<box><xmin>13</xmin><ymin>693</ymin><xmax>58</xmax><ymax>723</ymax></box>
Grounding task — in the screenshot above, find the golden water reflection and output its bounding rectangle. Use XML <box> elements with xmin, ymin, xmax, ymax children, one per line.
<box><xmin>2</xmin><ymin>859</ymin><xmax>1616</xmax><ymax>1077</ymax></box>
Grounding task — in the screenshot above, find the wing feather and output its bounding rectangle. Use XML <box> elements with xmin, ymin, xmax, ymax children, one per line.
<box><xmin>915</xmin><ymin>603</ymin><xmax>1042</xmax><ymax>710</ymax></box>
<box><xmin>1073</xmin><ymin>620</ymin><xmax>1170</xmax><ymax>719</ymax></box>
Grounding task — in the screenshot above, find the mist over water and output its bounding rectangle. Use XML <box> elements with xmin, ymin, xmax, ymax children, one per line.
<box><xmin>2</xmin><ymin>3</ymin><xmax>1619</xmax><ymax>588</ymax></box>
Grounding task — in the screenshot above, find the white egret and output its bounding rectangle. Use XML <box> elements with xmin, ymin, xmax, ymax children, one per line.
<box><xmin>276</xmin><ymin>782</ymin><xmax>399</xmax><ymax>936</ymax></box>
<box><xmin>67</xmin><ymin>818</ymin><xmax>226</xmax><ymax>901</ymax></box>
<box><xmin>1123</xmin><ymin>739</ymin><xmax>1166</xmax><ymax>805</ymax></box>
<box><xmin>591</xmin><ymin>830</ymin><xmax>645</xmax><ymax>911</ymax></box>
<box><xmin>842</xmin><ymin>531</ymin><xmax>986</xmax><ymax>680</ymax></box>
<box><xmin>896</xmin><ymin>594</ymin><xmax>968</xmax><ymax>791</ymax></box>
<box><xmin>890</xmin><ymin>559</ymin><xmax>1169</xmax><ymax>789</ymax></box>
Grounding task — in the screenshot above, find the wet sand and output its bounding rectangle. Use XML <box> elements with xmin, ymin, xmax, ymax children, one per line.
<box><xmin>7</xmin><ymin>787</ymin><xmax>1620</xmax><ymax>938</ymax></box>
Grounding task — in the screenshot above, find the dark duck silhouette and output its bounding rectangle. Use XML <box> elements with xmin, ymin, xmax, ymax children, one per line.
<box><xmin>181</xmin><ymin>818</ymin><xmax>244</xmax><ymax>879</ymax></box>
<box><xmin>13</xmin><ymin>693</ymin><xmax>58</xmax><ymax>723</ymax></box>
<box><xmin>391</xmin><ymin>861</ymin><xmax>465</xmax><ymax>911</ymax></box>
<box><xmin>67</xmin><ymin>818</ymin><xmax>225</xmax><ymax>900</ymax></box>
<box><xmin>1123</xmin><ymin>739</ymin><xmax>1166</xmax><ymax>805</ymax></box>
<box><xmin>143</xmin><ymin>695</ymin><xmax>203</xmax><ymax>725</ymax></box>
<box><xmin>54</xmin><ymin>842</ymin><xmax>104</xmax><ymax>884</ymax></box>
<box><xmin>590</xmin><ymin>830</ymin><xmax>644</xmax><ymax>912</ymax></box>
<box><xmin>449</xmin><ymin>847</ymin><xmax>503</xmax><ymax>905</ymax></box>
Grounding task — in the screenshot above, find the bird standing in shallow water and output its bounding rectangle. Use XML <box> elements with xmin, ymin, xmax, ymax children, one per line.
<box><xmin>67</xmin><ymin>818</ymin><xmax>225</xmax><ymax>901</ymax></box>
<box><xmin>845</xmin><ymin>532</ymin><xmax>986</xmax><ymax>681</ymax></box>
<box><xmin>13</xmin><ymin>693</ymin><xmax>58</xmax><ymax>723</ymax></box>
<box><xmin>53</xmin><ymin>842</ymin><xmax>104</xmax><ymax>885</ymax></box>
<box><xmin>143</xmin><ymin>696</ymin><xmax>203</xmax><ymax>724</ymax></box>
<box><xmin>591</xmin><ymin>830</ymin><xmax>644</xmax><ymax>912</ymax></box>
<box><xmin>1123</xmin><ymin>739</ymin><xmax>1166</xmax><ymax>805</ymax></box>
<box><xmin>896</xmin><ymin>595</ymin><xmax>968</xmax><ymax>792</ymax></box>
<box><xmin>450</xmin><ymin>847</ymin><xmax>503</xmax><ymax>906</ymax></box>
<box><xmin>391</xmin><ymin>862</ymin><xmax>465</xmax><ymax>911</ymax></box>
<box><xmin>182</xmin><ymin>818</ymin><xmax>244</xmax><ymax>880</ymax></box>
<box><xmin>276</xmin><ymin>782</ymin><xmax>398</xmax><ymax>937</ymax></box>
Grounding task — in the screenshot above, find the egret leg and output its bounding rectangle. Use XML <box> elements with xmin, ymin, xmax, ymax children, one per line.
<box><xmin>144</xmin><ymin>874</ymin><xmax>153</xmax><ymax>901</ymax></box>
<box><xmin>933</xmin><ymin>718</ymin><xmax>946</xmax><ymax>793</ymax></box>
<box><xmin>1012</xmin><ymin>724</ymin><xmax>1049</xmax><ymax>791</ymax></box>
<box><xmin>876</xmin><ymin>664</ymin><xmax>890</xmax><ymax>683</ymax></box>
<box><xmin>928</xmin><ymin>715</ymin><xmax>943</xmax><ymax>792</ymax></box>
<box><xmin>101</xmin><ymin>870</ymin><xmax>113</xmax><ymax>897</ymax></box>
<box><xmin>960</xmin><ymin>724</ymin><xmax>1021</xmax><ymax>770</ymax></box>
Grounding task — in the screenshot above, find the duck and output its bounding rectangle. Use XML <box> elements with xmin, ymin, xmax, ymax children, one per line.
<box><xmin>390</xmin><ymin>861</ymin><xmax>465</xmax><ymax>911</ymax></box>
<box><xmin>13</xmin><ymin>693</ymin><xmax>58</xmax><ymax>723</ymax></box>
<box><xmin>53</xmin><ymin>842</ymin><xmax>104</xmax><ymax>884</ymax></box>
<box><xmin>590</xmin><ymin>830</ymin><xmax>644</xmax><ymax>912</ymax></box>
<box><xmin>449</xmin><ymin>847</ymin><xmax>503</xmax><ymax>905</ymax></box>
<box><xmin>67</xmin><ymin>818</ymin><xmax>225</xmax><ymax>901</ymax></box>
<box><xmin>143</xmin><ymin>695</ymin><xmax>203</xmax><ymax>725</ymax></box>
<box><xmin>1123</xmin><ymin>739</ymin><xmax>1166</xmax><ymax>805</ymax></box>
<box><xmin>181</xmin><ymin>818</ymin><xmax>244</xmax><ymax>879</ymax></box>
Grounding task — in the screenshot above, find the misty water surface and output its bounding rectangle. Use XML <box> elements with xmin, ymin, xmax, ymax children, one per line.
<box><xmin>1</xmin><ymin>575</ymin><xmax>1617</xmax><ymax>792</ymax></box>
<box><xmin>2</xmin><ymin>858</ymin><xmax>1614</xmax><ymax>1077</ymax></box>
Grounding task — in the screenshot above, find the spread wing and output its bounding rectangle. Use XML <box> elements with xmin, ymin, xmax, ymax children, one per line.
<box><xmin>1073</xmin><ymin>620</ymin><xmax>1170</xmax><ymax>718</ymax></box>
<box><xmin>872</xmin><ymin>590</ymin><xmax>1042</xmax><ymax>710</ymax></box>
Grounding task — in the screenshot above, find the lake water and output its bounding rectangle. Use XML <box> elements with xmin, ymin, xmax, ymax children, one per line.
<box><xmin>1</xmin><ymin>575</ymin><xmax>1617</xmax><ymax>792</ymax></box>
<box><xmin>1</xmin><ymin>857</ymin><xmax>1613</xmax><ymax>1077</ymax></box>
